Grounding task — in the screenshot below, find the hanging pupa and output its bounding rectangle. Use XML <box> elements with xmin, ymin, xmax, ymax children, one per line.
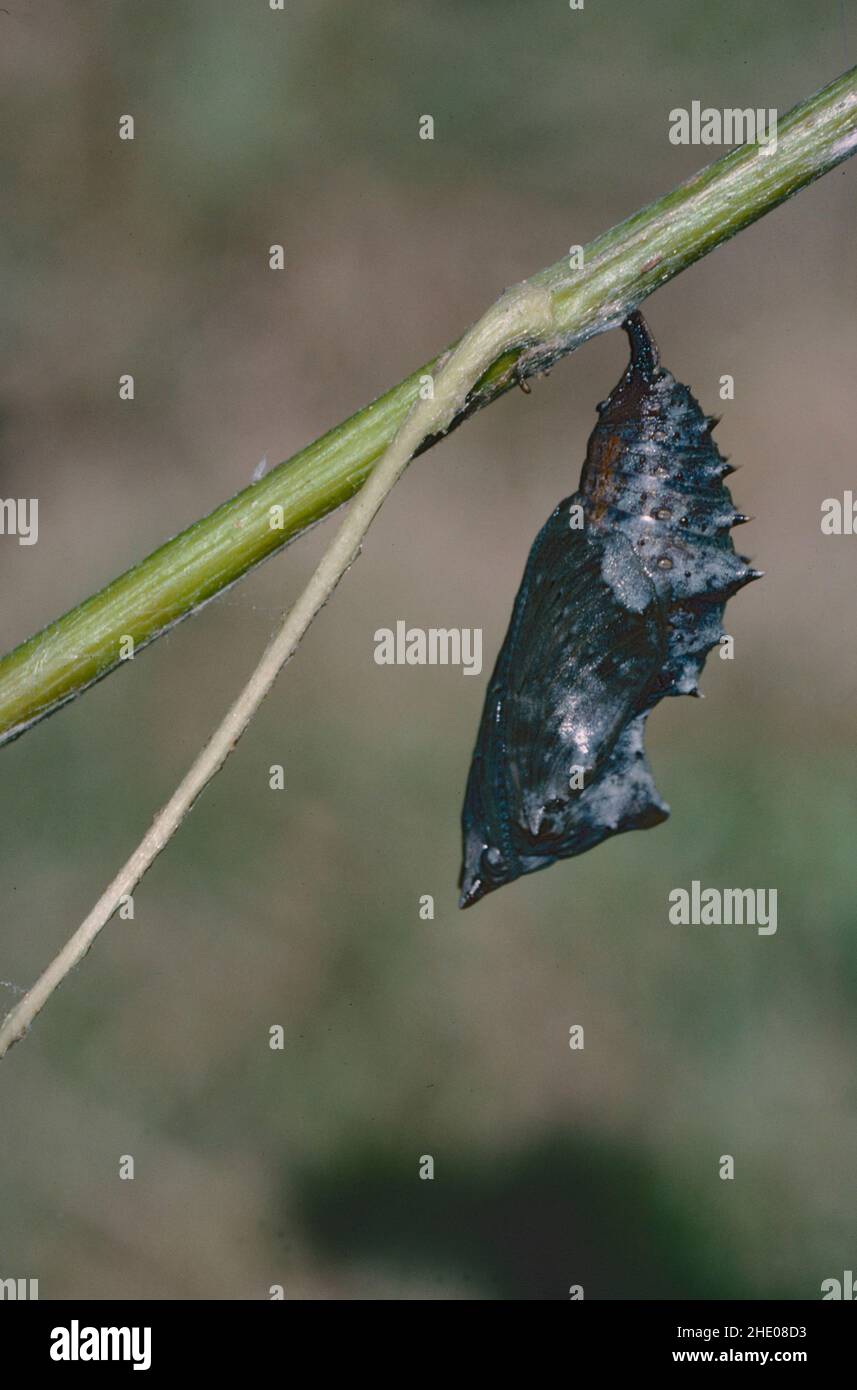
<box><xmin>459</xmin><ymin>312</ymin><xmax>759</xmax><ymax>907</ymax></box>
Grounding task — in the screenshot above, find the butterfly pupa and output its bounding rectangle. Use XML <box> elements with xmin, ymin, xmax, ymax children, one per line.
<box><xmin>458</xmin><ymin>312</ymin><xmax>759</xmax><ymax>908</ymax></box>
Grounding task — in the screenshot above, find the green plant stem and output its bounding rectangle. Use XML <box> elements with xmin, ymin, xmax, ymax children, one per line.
<box><xmin>2</xmin><ymin>65</ymin><xmax>856</xmax><ymax>749</ymax></box>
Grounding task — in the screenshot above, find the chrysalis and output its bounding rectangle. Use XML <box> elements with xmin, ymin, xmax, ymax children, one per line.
<box><xmin>459</xmin><ymin>312</ymin><xmax>759</xmax><ymax>908</ymax></box>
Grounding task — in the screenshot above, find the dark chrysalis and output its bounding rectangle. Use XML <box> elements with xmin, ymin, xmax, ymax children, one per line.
<box><xmin>458</xmin><ymin>312</ymin><xmax>760</xmax><ymax>908</ymax></box>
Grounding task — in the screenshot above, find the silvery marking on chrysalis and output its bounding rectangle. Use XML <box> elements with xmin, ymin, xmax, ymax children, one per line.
<box><xmin>458</xmin><ymin>311</ymin><xmax>760</xmax><ymax>908</ymax></box>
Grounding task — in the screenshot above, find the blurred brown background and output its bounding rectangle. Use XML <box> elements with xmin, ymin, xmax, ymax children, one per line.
<box><xmin>1</xmin><ymin>0</ymin><xmax>855</xmax><ymax>1299</ymax></box>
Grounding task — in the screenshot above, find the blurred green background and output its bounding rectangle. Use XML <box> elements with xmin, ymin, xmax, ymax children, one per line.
<box><xmin>1</xmin><ymin>0</ymin><xmax>855</xmax><ymax>1300</ymax></box>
